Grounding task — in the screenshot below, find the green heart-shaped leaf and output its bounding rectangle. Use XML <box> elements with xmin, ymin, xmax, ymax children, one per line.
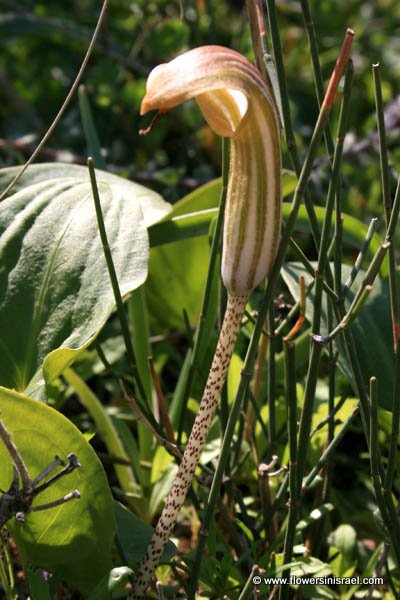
<box><xmin>0</xmin><ymin>387</ymin><xmax>115</xmax><ymax>592</ymax></box>
<box><xmin>0</xmin><ymin>164</ymin><xmax>171</xmax><ymax>394</ymax></box>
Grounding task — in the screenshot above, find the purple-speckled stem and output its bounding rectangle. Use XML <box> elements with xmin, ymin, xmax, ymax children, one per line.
<box><xmin>130</xmin><ymin>291</ymin><xmax>248</xmax><ymax>598</ymax></box>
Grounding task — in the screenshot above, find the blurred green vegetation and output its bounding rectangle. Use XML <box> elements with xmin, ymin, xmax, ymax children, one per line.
<box><xmin>2</xmin><ymin>2</ymin><xmax>400</xmax><ymax>596</ymax></box>
<box><xmin>1</xmin><ymin>0</ymin><xmax>400</xmax><ymax>212</ymax></box>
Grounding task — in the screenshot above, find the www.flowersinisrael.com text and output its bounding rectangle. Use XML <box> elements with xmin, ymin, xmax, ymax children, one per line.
<box><xmin>252</xmin><ymin>575</ymin><xmax>384</xmax><ymax>586</ymax></box>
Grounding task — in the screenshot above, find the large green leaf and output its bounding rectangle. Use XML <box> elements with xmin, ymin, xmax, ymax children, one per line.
<box><xmin>282</xmin><ymin>263</ymin><xmax>394</xmax><ymax>410</ymax></box>
<box><xmin>0</xmin><ymin>164</ymin><xmax>171</xmax><ymax>394</ymax></box>
<box><xmin>0</xmin><ymin>387</ymin><xmax>115</xmax><ymax>593</ymax></box>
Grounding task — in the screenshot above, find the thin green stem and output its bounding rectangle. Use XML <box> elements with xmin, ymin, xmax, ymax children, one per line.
<box><xmin>127</xmin><ymin>289</ymin><xmax>152</xmax><ymax>404</ymax></box>
<box><xmin>0</xmin><ymin>535</ymin><xmax>15</xmax><ymax>600</ymax></box>
<box><xmin>373</xmin><ymin>64</ymin><xmax>399</xmax><ymax>356</ymax></box>
<box><xmin>338</xmin><ymin>314</ymin><xmax>400</xmax><ymax>562</ymax></box>
<box><xmin>294</xmin><ymin>341</ymin><xmax>323</xmax><ymax>492</ymax></box>
<box><xmin>87</xmin><ymin>158</ymin><xmax>151</xmax><ymax>417</ymax></box>
<box><xmin>369</xmin><ymin>378</ymin><xmax>391</xmax><ymax>535</ymax></box>
<box><xmin>373</xmin><ymin>64</ymin><xmax>392</xmax><ymax>223</ymax></box>
<box><xmin>299</xmin><ymin>0</ymin><xmax>337</xmax><ymax>160</ymax></box>
<box><xmin>288</xmin><ymin>237</ymin><xmax>338</xmax><ymax>302</ymax></box>
<box><xmin>385</xmin><ymin>354</ymin><xmax>400</xmax><ymax>492</ymax></box>
<box><xmin>238</xmin><ymin>565</ymin><xmax>261</xmax><ymax>600</ymax></box>
<box><xmin>298</xmin><ymin>0</ymin><xmax>349</xmax><ymax>295</ymax></box>
<box><xmin>128</xmin><ymin>287</ymin><xmax>154</xmax><ymax>484</ymax></box>
<box><xmin>249</xmin><ymin>390</ymin><xmax>270</xmax><ymax>441</ymax></box>
<box><xmin>373</xmin><ymin>64</ymin><xmax>400</xmax><ymax>494</ymax></box>
<box><xmin>284</xmin><ymin>341</ymin><xmax>298</xmax><ymax>493</ymax></box>
<box><xmin>304</xmin><ymin>406</ymin><xmax>359</xmax><ymax>488</ymax></box>
<box><xmin>78</xmin><ymin>84</ymin><xmax>107</xmax><ymax>170</ymax></box>
<box><xmin>176</xmin><ymin>138</ymin><xmax>230</xmax><ymax>443</ymax></box>
<box><xmin>318</xmin><ymin>60</ymin><xmax>353</xmax><ymax>274</ymax></box>
<box><xmin>267</xmin><ymin>303</ymin><xmax>276</xmax><ymax>456</ymax></box>
<box><xmin>299</xmin><ymin>0</ymin><xmax>324</xmax><ymax>105</ymax></box>
<box><xmin>316</xmin><ymin>240</ymin><xmax>390</xmax><ymax>344</ymax></box>
<box><xmin>334</xmin><ymin>190</ymin><xmax>343</xmax><ymax>295</ymax></box>
<box><xmin>387</xmin><ymin>175</ymin><xmax>400</xmax><ymax>240</ymax></box>
<box><xmin>295</xmin><ymin>59</ymin><xmax>353</xmax><ymax>503</ymax></box>
<box><xmin>246</xmin><ymin>0</ymin><xmax>269</xmax><ymax>83</ymax></box>
<box><xmin>279</xmin><ymin>340</ymin><xmax>298</xmax><ymax>595</ymax></box>
<box><xmin>265</xmin><ymin>0</ymin><xmax>320</xmax><ymax>248</ymax></box>
<box><xmin>342</xmin><ymin>218</ymin><xmax>379</xmax><ymax>295</ymax></box>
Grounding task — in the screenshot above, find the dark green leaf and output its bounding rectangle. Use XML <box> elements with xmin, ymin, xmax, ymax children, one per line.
<box><xmin>114</xmin><ymin>501</ymin><xmax>176</xmax><ymax>564</ymax></box>
<box><xmin>282</xmin><ymin>263</ymin><xmax>394</xmax><ymax>410</ymax></box>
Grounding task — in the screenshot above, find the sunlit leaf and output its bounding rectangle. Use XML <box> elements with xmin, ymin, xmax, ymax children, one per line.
<box><xmin>0</xmin><ymin>388</ymin><xmax>115</xmax><ymax>592</ymax></box>
<box><xmin>0</xmin><ymin>163</ymin><xmax>171</xmax><ymax>395</ymax></box>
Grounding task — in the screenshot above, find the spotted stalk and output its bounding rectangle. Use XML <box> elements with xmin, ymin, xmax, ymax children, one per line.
<box><xmin>131</xmin><ymin>45</ymin><xmax>281</xmax><ymax>598</ymax></box>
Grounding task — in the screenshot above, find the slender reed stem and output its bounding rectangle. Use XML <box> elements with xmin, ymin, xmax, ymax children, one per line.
<box><xmin>373</xmin><ymin>63</ymin><xmax>399</xmax><ymax>354</ymax></box>
<box><xmin>373</xmin><ymin>64</ymin><xmax>400</xmax><ymax>494</ymax></box>
<box><xmin>304</xmin><ymin>406</ymin><xmax>359</xmax><ymax>488</ymax></box>
<box><xmin>369</xmin><ymin>378</ymin><xmax>391</xmax><ymax>531</ymax></box>
<box><xmin>295</xmin><ymin>58</ymin><xmax>353</xmax><ymax>500</ymax></box>
<box><xmin>299</xmin><ymin>0</ymin><xmax>338</xmax><ymax>162</ymax></box>
<box><xmin>87</xmin><ymin>158</ymin><xmax>151</xmax><ymax>415</ymax></box>
<box><xmin>385</xmin><ymin>354</ymin><xmax>400</xmax><ymax>492</ymax></box>
<box><xmin>0</xmin><ymin>535</ymin><xmax>14</xmax><ymax>600</ymax></box>
<box><xmin>342</xmin><ymin>218</ymin><xmax>379</xmax><ymax>295</ymax></box>
<box><xmin>288</xmin><ymin>237</ymin><xmax>338</xmax><ymax>302</ymax></box>
<box><xmin>280</xmin><ymin>340</ymin><xmax>298</xmax><ymax>590</ymax></box>
<box><xmin>339</xmin><ymin>317</ymin><xmax>400</xmax><ymax>561</ymax></box>
<box><xmin>246</xmin><ymin>0</ymin><xmax>269</xmax><ymax>83</ymax></box>
<box><xmin>298</xmin><ymin>0</ymin><xmax>350</xmax><ymax>294</ymax></box>
<box><xmin>278</xmin><ymin>59</ymin><xmax>353</xmax><ymax>600</ymax></box>
<box><xmin>267</xmin><ymin>303</ymin><xmax>277</xmax><ymax>455</ymax></box>
<box><xmin>265</xmin><ymin>0</ymin><xmax>320</xmax><ymax>248</ymax></box>
<box><xmin>175</xmin><ymin>138</ymin><xmax>230</xmax><ymax>442</ymax></box>
<box><xmin>373</xmin><ymin>65</ymin><xmax>392</xmax><ymax>224</ymax></box>
<box><xmin>316</xmin><ymin>241</ymin><xmax>390</xmax><ymax>344</ymax></box>
<box><xmin>387</xmin><ymin>175</ymin><xmax>400</xmax><ymax>240</ymax></box>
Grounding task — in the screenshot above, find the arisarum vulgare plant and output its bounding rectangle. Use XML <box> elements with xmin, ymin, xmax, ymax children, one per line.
<box><xmin>131</xmin><ymin>45</ymin><xmax>282</xmax><ymax>598</ymax></box>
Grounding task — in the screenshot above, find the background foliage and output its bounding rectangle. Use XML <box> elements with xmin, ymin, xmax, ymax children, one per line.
<box><xmin>2</xmin><ymin>0</ymin><xmax>400</xmax><ymax>214</ymax></box>
<box><xmin>1</xmin><ymin>0</ymin><xmax>400</xmax><ymax>598</ymax></box>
